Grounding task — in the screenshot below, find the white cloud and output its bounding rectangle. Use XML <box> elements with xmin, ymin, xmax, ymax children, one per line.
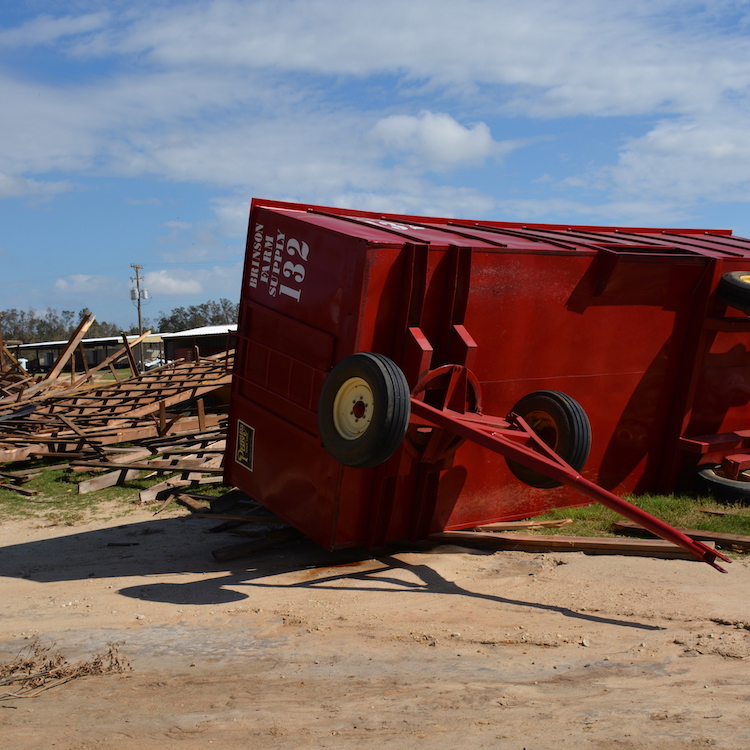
<box><xmin>370</xmin><ymin>111</ymin><xmax>508</xmax><ymax>171</ymax></box>
<box><xmin>3</xmin><ymin>1</ymin><xmax>750</xmax><ymax>227</ymax></box>
<box><xmin>0</xmin><ymin>12</ymin><xmax>108</xmax><ymax>48</ymax></box>
<box><xmin>64</xmin><ymin>1</ymin><xmax>750</xmax><ymax>119</ymax></box>
<box><xmin>0</xmin><ymin>171</ymin><xmax>74</xmax><ymax>199</ymax></box>
<box><xmin>144</xmin><ymin>264</ymin><xmax>244</xmax><ymax>301</ymax></box>
<box><xmin>211</xmin><ymin>196</ymin><xmax>252</xmax><ymax>238</ymax></box>
<box><xmin>54</xmin><ymin>274</ymin><xmax>120</xmax><ymax>293</ymax></box>
<box><xmin>607</xmin><ymin>114</ymin><xmax>750</xmax><ymax>203</ymax></box>
<box><xmin>144</xmin><ymin>269</ymin><xmax>203</xmax><ymax>295</ymax></box>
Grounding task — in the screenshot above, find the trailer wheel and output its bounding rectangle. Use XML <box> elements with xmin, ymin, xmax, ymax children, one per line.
<box><xmin>506</xmin><ymin>390</ymin><xmax>592</xmax><ymax>489</ymax></box>
<box><xmin>695</xmin><ymin>464</ymin><xmax>750</xmax><ymax>503</ymax></box>
<box><xmin>318</xmin><ymin>352</ymin><xmax>411</xmax><ymax>469</ymax></box>
<box><xmin>717</xmin><ymin>271</ymin><xmax>750</xmax><ymax>315</ymax></box>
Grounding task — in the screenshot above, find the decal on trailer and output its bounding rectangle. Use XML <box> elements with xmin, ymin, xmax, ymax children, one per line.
<box><xmin>235</xmin><ymin>419</ymin><xmax>255</xmax><ymax>472</ymax></box>
<box><xmin>247</xmin><ymin>223</ymin><xmax>310</xmax><ymax>302</ymax></box>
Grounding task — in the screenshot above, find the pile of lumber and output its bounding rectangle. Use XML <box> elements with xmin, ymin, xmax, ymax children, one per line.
<box><xmin>65</xmin><ymin>424</ymin><xmax>227</xmax><ymax>503</ymax></box>
<box><xmin>0</xmin><ymin>313</ymin><xmax>142</xmax><ymax>405</ymax></box>
<box><xmin>0</xmin><ymin>351</ymin><xmax>233</xmax><ymax>463</ymax></box>
<box><xmin>0</xmin><ymin>321</ymin><xmax>234</xmax><ymax>505</ymax></box>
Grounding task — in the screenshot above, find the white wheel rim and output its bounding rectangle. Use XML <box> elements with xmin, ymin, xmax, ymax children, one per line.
<box><xmin>333</xmin><ymin>377</ymin><xmax>374</xmax><ymax>440</ymax></box>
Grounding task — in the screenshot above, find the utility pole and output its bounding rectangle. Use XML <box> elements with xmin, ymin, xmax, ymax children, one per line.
<box><xmin>130</xmin><ymin>264</ymin><xmax>147</xmax><ymax>369</ymax></box>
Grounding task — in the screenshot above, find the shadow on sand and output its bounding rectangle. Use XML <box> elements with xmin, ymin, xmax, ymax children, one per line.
<box><xmin>0</xmin><ymin>513</ymin><xmax>664</xmax><ymax>631</ymax></box>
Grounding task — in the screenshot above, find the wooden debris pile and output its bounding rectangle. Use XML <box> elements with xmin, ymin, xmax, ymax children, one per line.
<box><xmin>0</xmin><ymin>338</ymin><xmax>233</xmax><ymax>504</ymax></box>
<box><xmin>65</xmin><ymin>424</ymin><xmax>228</xmax><ymax>504</ymax></box>
<box><xmin>0</xmin><ymin>350</ymin><xmax>233</xmax><ymax>464</ymax></box>
<box><xmin>0</xmin><ymin>467</ymin><xmax>41</xmax><ymax>497</ymax></box>
<box><xmin>0</xmin><ymin>313</ymin><xmax>149</xmax><ymax>405</ymax></box>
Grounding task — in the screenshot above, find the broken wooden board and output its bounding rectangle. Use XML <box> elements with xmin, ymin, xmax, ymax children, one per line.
<box><xmin>474</xmin><ymin>519</ymin><xmax>573</xmax><ymax>531</ymax></box>
<box><xmin>78</xmin><ymin>468</ymin><xmax>143</xmax><ymax>494</ymax></box>
<box><xmin>429</xmin><ymin>530</ymin><xmax>713</xmax><ymax>560</ymax></box>
<box><xmin>0</xmin><ymin>481</ymin><xmax>38</xmax><ymax>496</ymax></box>
<box><xmin>70</xmin><ymin>459</ymin><xmax>224</xmax><ymax>474</ymax></box>
<box><xmin>174</xmin><ymin>493</ymin><xmax>211</xmax><ymax>513</ymax></box>
<box><xmin>138</xmin><ymin>475</ymin><xmax>223</xmax><ymax>504</ymax></box>
<box><xmin>612</xmin><ymin>521</ymin><xmax>750</xmax><ymax>552</ymax></box>
<box><xmin>699</xmin><ymin>508</ymin><xmax>750</xmax><ymax>518</ymax></box>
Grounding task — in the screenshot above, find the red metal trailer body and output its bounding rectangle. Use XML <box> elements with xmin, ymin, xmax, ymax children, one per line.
<box><xmin>225</xmin><ymin>199</ymin><xmax>750</xmax><ymax>554</ymax></box>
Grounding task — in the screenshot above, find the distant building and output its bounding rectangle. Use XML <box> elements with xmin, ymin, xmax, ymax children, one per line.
<box><xmin>15</xmin><ymin>334</ymin><xmax>164</xmax><ymax>373</ymax></box>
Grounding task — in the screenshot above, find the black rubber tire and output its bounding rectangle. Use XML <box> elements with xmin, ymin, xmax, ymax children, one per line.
<box><xmin>506</xmin><ymin>390</ymin><xmax>592</xmax><ymax>489</ymax></box>
<box><xmin>318</xmin><ymin>352</ymin><xmax>411</xmax><ymax>469</ymax></box>
<box><xmin>717</xmin><ymin>271</ymin><xmax>750</xmax><ymax>315</ymax></box>
<box><xmin>695</xmin><ymin>464</ymin><xmax>750</xmax><ymax>504</ymax></box>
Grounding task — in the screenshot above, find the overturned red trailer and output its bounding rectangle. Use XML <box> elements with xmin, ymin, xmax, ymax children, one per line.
<box><xmin>225</xmin><ymin>199</ymin><xmax>750</xmax><ymax>571</ymax></box>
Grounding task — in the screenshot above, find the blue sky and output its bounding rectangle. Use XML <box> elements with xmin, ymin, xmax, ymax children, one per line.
<box><xmin>3</xmin><ymin>0</ymin><xmax>750</xmax><ymax>329</ymax></box>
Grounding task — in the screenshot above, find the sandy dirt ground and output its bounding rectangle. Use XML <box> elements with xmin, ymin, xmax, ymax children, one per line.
<box><xmin>1</xmin><ymin>504</ymin><xmax>750</xmax><ymax>749</ymax></box>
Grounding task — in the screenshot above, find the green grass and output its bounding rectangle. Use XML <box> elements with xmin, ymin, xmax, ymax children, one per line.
<box><xmin>95</xmin><ymin>366</ymin><xmax>136</xmax><ymax>382</ymax></box>
<box><xmin>4</xmin><ymin>458</ymin><xmax>750</xmax><ymax>544</ymax></box>
<box><xmin>526</xmin><ymin>493</ymin><xmax>750</xmax><ymax>537</ymax></box>
<box><xmin>0</xmin><ymin>456</ymin><xmax>232</xmax><ymax>525</ymax></box>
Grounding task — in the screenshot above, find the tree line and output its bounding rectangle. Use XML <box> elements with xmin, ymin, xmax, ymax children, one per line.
<box><xmin>0</xmin><ymin>308</ymin><xmax>122</xmax><ymax>344</ymax></box>
<box><xmin>155</xmin><ymin>298</ymin><xmax>238</xmax><ymax>333</ymax></box>
<box><xmin>0</xmin><ymin>299</ymin><xmax>239</xmax><ymax>343</ymax></box>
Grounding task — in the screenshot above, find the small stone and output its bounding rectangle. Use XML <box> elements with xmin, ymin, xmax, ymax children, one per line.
<box><xmin>581</xmin><ymin>638</ymin><xmax>591</xmax><ymax>647</ymax></box>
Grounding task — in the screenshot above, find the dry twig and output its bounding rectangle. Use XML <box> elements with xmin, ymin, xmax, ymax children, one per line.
<box><xmin>0</xmin><ymin>638</ymin><xmax>131</xmax><ymax>698</ymax></box>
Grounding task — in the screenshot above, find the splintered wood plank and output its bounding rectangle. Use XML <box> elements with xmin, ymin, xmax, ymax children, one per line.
<box><xmin>612</xmin><ymin>521</ymin><xmax>750</xmax><ymax>551</ymax></box>
<box><xmin>174</xmin><ymin>493</ymin><xmax>211</xmax><ymax>512</ymax></box>
<box><xmin>78</xmin><ymin>468</ymin><xmax>143</xmax><ymax>494</ymax></box>
<box><xmin>69</xmin><ymin>331</ymin><xmax>151</xmax><ymax>388</ymax></box>
<box><xmin>429</xmin><ymin>531</ymin><xmax>710</xmax><ymax>559</ymax></box>
<box><xmin>699</xmin><ymin>507</ymin><xmax>750</xmax><ymax>518</ymax></box>
<box><xmin>69</xmin><ymin>459</ymin><xmax>224</xmax><ymax>473</ymax></box>
<box><xmin>44</xmin><ymin>313</ymin><xmax>95</xmax><ymax>382</ymax></box>
<box><xmin>474</xmin><ymin>519</ymin><xmax>573</xmax><ymax>531</ymax></box>
<box><xmin>138</xmin><ymin>475</ymin><xmax>223</xmax><ymax>504</ymax></box>
<box><xmin>0</xmin><ymin>481</ymin><xmax>38</xmax><ymax>496</ymax></box>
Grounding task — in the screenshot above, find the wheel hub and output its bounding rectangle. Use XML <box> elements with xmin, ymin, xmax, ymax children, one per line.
<box><xmin>332</xmin><ymin>377</ymin><xmax>373</xmax><ymax>440</ymax></box>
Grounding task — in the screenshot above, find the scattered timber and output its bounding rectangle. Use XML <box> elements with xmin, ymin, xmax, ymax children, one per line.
<box><xmin>0</xmin><ymin>350</ymin><xmax>233</xmax><ymax>463</ymax></box>
<box><xmin>429</xmin><ymin>530</ymin><xmax>713</xmax><ymax>560</ymax></box>
<box><xmin>0</xmin><ymin>481</ymin><xmax>38</xmax><ymax>496</ymax></box>
<box><xmin>612</xmin><ymin>521</ymin><xmax>750</xmax><ymax>552</ymax></box>
<box><xmin>474</xmin><ymin>519</ymin><xmax>573</xmax><ymax>531</ymax></box>
<box><xmin>174</xmin><ymin>493</ymin><xmax>211</xmax><ymax>513</ymax></box>
<box><xmin>699</xmin><ymin>508</ymin><xmax>750</xmax><ymax>518</ymax></box>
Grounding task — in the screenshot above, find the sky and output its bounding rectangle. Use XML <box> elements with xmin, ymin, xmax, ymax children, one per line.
<box><xmin>3</xmin><ymin>0</ymin><xmax>750</xmax><ymax>329</ymax></box>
